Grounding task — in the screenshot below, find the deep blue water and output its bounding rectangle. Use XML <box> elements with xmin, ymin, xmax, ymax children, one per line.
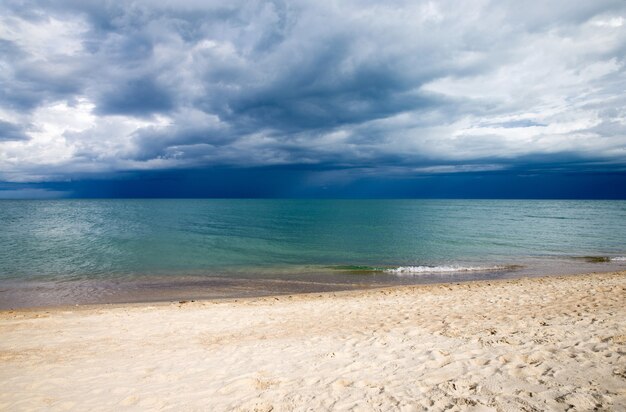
<box><xmin>1</xmin><ymin>199</ymin><xmax>625</xmax><ymax>307</ymax></box>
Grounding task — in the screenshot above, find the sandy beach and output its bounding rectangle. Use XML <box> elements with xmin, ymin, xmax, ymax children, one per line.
<box><xmin>1</xmin><ymin>271</ymin><xmax>625</xmax><ymax>411</ymax></box>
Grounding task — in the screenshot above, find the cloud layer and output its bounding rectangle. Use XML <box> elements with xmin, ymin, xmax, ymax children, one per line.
<box><xmin>0</xmin><ymin>0</ymin><xmax>625</xmax><ymax>183</ymax></box>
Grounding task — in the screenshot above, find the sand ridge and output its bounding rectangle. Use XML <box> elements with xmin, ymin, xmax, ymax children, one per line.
<box><xmin>1</xmin><ymin>272</ymin><xmax>625</xmax><ymax>411</ymax></box>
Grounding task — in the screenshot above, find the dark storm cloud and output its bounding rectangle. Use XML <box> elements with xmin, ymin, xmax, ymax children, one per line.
<box><xmin>2</xmin><ymin>165</ymin><xmax>625</xmax><ymax>199</ymax></box>
<box><xmin>0</xmin><ymin>0</ymin><xmax>625</xmax><ymax>187</ymax></box>
<box><xmin>95</xmin><ymin>77</ymin><xmax>175</xmax><ymax>116</ymax></box>
<box><xmin>0</xmin><ymin>120</ymin><xmax>29</xmax><ymax>141</ymax></box>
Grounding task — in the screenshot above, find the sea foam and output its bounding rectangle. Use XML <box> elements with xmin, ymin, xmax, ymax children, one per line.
<box><xmin>611</xmin><ymin>256</ymin><xmax>626</xmax><ymax>261</ymax></box>
<box><xmin>384</xmin><ymin>265</ymin><xmax>507</xmax><ymax>274</ymax></box>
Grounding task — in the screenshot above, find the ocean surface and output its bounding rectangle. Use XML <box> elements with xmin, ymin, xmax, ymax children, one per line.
<box><xmin>1</xmin><ymin>199</ymin><xmax>625</xmax><ymax>308</ymax></box>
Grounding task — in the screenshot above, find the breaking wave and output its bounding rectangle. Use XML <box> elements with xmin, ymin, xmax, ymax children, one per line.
<box><xmin>384</xmin><ymin>265</ymin><xmax>510</xmax><ymax>274</ymax></box>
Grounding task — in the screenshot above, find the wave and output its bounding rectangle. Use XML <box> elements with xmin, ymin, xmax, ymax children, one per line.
<box><xmin>327</xmin><ymin>264</ymin><xmax>518</xmax><ymax>275</ymax></box>
<box><xmin>384</xmin><ymin>265</ymin><xmax>511</xmax><ymax>275</ymax></box>
<box><xmin>611</xmin><ymin>256</ymin><xmax>626</xmax><ymax>261</ymax></box>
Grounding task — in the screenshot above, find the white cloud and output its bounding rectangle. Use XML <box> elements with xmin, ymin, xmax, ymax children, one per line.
<box><xmin>0</xmin><ymin>15</ymin><xmax>87</xmax><ymax>60</ymax></box>
<box><xmin>0</xmin><ymin>98</ymin><xmax>171</xmax><ymax>181</ymax></box>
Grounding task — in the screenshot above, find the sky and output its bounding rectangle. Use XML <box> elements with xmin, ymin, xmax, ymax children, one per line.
<box><xmin>0</xmin><ymin>0</ymin><xmax>625</xmax><ymax>198</ymax></box>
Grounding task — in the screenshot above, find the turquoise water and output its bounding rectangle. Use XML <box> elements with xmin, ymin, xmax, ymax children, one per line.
<box><xmin>1</xmin><ymin>199</ymin><xmax>625</xmax><ymax>307</ymax></box>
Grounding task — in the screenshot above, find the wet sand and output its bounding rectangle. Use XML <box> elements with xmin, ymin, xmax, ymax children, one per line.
<box><xmin>1</xmin><ymin>271</ymin><xmax>625</xmax><ymax>411</ymax></box>
<box><xmin>4</xmin><ymin>257</ymin><xmax>623</xmax><ymax>310</ymax></box>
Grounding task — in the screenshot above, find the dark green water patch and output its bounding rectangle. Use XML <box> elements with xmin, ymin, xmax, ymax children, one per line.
<box><xmin>325</xmin><ymin>265</ymin><xmax>385</xmax><ymax>273</ymax></box>
<box><xmin>575</xmin><ymin>256</ymin><xmax>611</xmax><ymax>263</ymax></box>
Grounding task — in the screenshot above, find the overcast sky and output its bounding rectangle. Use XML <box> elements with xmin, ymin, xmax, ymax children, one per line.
<box><xmin>0</xmin><ymin>0</ymin><xmax>625</xmax><ymax>197</ymax></box>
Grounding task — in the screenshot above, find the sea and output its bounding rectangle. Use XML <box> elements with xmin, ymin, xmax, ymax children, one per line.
<box><xmin>1</xmin><ymin>199</ymin><xmax>625</xmax><ymax>308</ymax></box>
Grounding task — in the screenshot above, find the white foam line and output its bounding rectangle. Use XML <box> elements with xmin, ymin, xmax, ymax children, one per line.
<box><xmin>384</xmin><ymin>265</ymin><xmax>506</xmax><ymax>275</ymax></box>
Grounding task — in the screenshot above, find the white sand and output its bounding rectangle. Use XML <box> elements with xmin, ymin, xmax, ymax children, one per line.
<box><xmin>1</xmin><ymin>272</ymin><xmax>625</xmax><ymax>411</ymax></box>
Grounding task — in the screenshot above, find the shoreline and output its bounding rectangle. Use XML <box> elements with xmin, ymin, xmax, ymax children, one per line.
<box><xmin>0</xmin><ymin>270</ymin><xmax>626</xmax><ymax>316</ymax></box>
<box><xmin>2</xmin><ymin>267</ymin><xmax>624</xmax><ymax>312</ymax></box>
